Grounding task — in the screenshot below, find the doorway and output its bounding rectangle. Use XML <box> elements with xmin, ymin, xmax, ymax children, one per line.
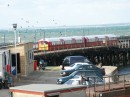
<box><xmin>11</xmin><ymin>53</ymin><xmax>21</xmax><ymax>75</ymax></box>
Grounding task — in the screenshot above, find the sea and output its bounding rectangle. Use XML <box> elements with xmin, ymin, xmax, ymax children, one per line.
<box><xmin>0</xmin><ymin>23</ymin><xmax>130</xmax><ymax>43</ymax></box>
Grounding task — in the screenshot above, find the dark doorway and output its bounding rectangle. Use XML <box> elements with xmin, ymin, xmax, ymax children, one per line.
<box><xmin>11</xmin><ymin>53</ymin><xmax>21</xmax><ymax>73</ymax></box>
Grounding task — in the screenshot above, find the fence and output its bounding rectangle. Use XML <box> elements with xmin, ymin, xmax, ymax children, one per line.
<box><xmin>86</xmin><ymin>73</ymin><xmax>130</xmax><ymax>97</ymax></box>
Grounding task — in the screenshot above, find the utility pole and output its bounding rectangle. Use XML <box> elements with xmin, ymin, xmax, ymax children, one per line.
<box><xmin>12</xmin><ymin>23</ymin><xmax>17</xmax><ymax>78</ymax></box>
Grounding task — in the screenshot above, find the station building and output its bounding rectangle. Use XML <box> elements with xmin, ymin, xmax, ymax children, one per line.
<box><xmin>0</xmin><ymin>42</ymin><xmax>34</xmax><ymax>78</ymax></box>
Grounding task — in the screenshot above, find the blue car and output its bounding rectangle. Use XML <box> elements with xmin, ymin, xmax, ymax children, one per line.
<box><xmin>60</xmin><ymin>62</ymin><xmax>105</xmax><ymax>76</ymax></box>
<box><xmin>57</xmin><ymin>70</ymin><xmax>103</xmax><ymax>84</ymax></box>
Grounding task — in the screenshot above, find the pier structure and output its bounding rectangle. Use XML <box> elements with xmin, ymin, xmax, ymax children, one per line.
<box><xmin>34</xmin><ymin>35</ymin><xmax>130</xmax><ymax>67</ymax></box>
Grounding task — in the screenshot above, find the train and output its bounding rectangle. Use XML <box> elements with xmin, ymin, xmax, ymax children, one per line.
<box><xmin>38</xmin><ymin>34</ymin><xmax>119</xmax><ymax>51</ymax></box>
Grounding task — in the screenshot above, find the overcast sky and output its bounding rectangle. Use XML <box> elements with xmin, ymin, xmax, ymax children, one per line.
<box><xmin>0</xmin><ymin>0</ymin><xmax>130</xmax><ymax>29</ymax></box>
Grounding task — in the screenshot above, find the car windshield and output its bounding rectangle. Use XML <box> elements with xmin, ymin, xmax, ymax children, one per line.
<box><xmin>72</xmin><ymin>75</ymin><xmax>81</xmax><ymax>79</ymax></box>
<box><xmin>75</xmin><ymin>65</ymin><xmax>82</xmax><ymax>69</ymax></box>
<box><xmin>64</xmin><ymin>80</ymin><xmax>74</xmax><ymax>85</ymax></box>
<box><xmin>70</xmin><ymin>63</ymin><xmax>82</xmax><ymax>69</ymax></box>
<box><xmin>71</xmin><ymin>57</ymin><xmax>85</xmax><ymax>63</ymax></box>
<box><xmin>64</xmin><ymin>80</ymin><xmax>80</xmax><ymax>85</ymax></box>
<box><xmin>70</xmin><ymin>71</ymin><xmax>80</xmax><ymax>77</ymax></box>
<box><xmin>70</xmin><ymin>63</ymin><xmax>75</xmax><ymax>67</ymax></box>
<box><xmin>70</xmin><ymin>70</ymin><xmax>103</xmax><ymax>79</ymax></box>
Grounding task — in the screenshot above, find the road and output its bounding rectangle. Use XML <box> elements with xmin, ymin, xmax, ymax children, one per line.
<box><xmin>0</xmin><ymin>70</ymin><xmax>60</xmax><ymax>97</ymax></box>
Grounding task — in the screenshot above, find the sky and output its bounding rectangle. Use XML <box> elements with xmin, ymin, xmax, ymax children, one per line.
<box><xmin>0</xmin><ymin>0</ymin><xmax>130</xmax><ymax>29</ymax></box>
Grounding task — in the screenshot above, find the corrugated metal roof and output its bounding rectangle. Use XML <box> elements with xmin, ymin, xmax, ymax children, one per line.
<box><xmin>10</xmin><ymin>84</ymin><xmax>86</xmax><ymax>93</ymax></box>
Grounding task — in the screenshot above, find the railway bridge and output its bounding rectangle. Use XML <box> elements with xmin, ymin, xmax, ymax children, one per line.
<box><xmin>34</xmin><ymin>35</ymin><xmax>130</xmax><ymax>67</ymax></box>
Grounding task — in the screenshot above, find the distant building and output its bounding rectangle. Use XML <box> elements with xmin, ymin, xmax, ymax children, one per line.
<box><xmin>118</xmin><ymin>36</ymin><xmax>130</xmax><ymax>48</ymax></box>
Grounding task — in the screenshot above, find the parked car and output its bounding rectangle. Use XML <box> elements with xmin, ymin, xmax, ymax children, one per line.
<box><xmin>64</xmin><ymin>75</ymin><xmax>105</xmax><ymax>87</ymax></box>
<box><xmin>60</xmin><ymin>62</ymin><xmax>105</xmax><ymax>76</ymax></box>
<box><xmin>61</xmin><ymin>56</ymin><xmax>91</xmax><ymax>70</ymax></box>
<box><xmin>57</xmin><ymin>70</ymin><xmax>103</xmax><ymax>84</ymax></box>
<box><xmin>64</xmin><ymin>62</ymin><xmax>88</xmax><ymax>70</ymax></box>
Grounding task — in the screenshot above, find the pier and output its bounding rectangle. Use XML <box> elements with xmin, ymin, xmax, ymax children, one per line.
<box><xmin>34</xmin><ymin>35</ymin><xmax>130</xmax><ymax>68</ymax></box>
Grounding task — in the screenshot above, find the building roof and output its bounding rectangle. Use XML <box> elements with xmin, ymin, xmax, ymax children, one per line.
<box><xmin>10</xmin><ymin>84</ymin><xmax>86</xmax><ymax>93</ymax></box>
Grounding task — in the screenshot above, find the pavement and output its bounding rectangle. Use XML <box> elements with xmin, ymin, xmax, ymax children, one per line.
<box><xmin>0</xmin><ymin>66</ymin><xmax>61</xmax><ymax>97</ymax></box>
<box><xmin>14</xmin><ymin>67</ymin><xmax>61</xmax><ymax>86</ymax></box>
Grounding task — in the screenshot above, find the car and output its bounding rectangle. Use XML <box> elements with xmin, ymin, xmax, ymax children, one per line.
<box><xmin>61</xmin><ymin>56</ymin><xmax>91</xmax><ymax>70</ymax></box>
<box><xmin>60</xmin><ymin>62</ymin><xmax>105</xmax><ymax>76</ymax></box>
<box><xmin>64</xmin><ymin>75</ymin><xmax>105</xmax><ymax>87</ymax></box>
<box><xmin>57</xmin><ymin>70</ymin><xmax>103</xmax><ymax>84</ymax></box>
<box><xmin>64</xmin><ymin>62</ymin><xmax>88</xmax><ymax>70</ymax></box>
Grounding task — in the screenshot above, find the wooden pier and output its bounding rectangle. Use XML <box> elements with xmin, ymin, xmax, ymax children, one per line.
<box><xmin>33</xmin><ymin>36</ymin><xmax>130</xmax><ymax>67</ymax></box>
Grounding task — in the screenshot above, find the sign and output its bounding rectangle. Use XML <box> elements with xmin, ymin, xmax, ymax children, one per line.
<box><xmin>39</xmin><ymin>44</ymin><xmax>48</xmax><ymax>50</ymax></box>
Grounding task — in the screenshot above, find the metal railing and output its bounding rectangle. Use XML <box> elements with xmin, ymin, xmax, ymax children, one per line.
<box><xmin>86</xmin><ymin>73</ymin><xmax>130</xmax><ymax>97</ymax></box>
<box><xmin>0</xmin><ymin>42</ymin><xmax>14</xmax><ymax>47</ymax></box>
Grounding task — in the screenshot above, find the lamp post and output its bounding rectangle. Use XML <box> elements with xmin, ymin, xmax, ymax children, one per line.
<box><xmin>12</xmin><ymin>23</ymin><xmax>17</xmax><ymax>78</ymax></box>
<box><xmin>13</xmin><ymin>23</ymin><xmax>17</xmax><ymax>47</ymax></box>
<box><xmin>3</xmin><ymin>33</ymin><xmax>5</xmax><ymax>43</ymax></box>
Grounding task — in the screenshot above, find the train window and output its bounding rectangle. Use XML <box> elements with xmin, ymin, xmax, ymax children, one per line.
<box><xmin>60</xmin><ymin>41</ymin><xmax>62</xmax><ymax>44</ymax></box>
<box><xmin>99</xmin><ymin>38</ymin><xmax>103</xmax><ymax>41</ymax></box>
<box><xmin>56</xmin><ymin>41</ymin><xmax>58</xmax><ymax>45</ymax></box>
<box><xmin>65</xmin><ymin>41</ymin><xmax>67</xmax><ymax>44</ymax></box>
<box><xmin>55</xmin><ymin>41</ymin><xmax>57</xmax><ymax>45</ymax></box>
<box><xmin>66</xmin><ymin>40</ymin><xmax>70</xmax><ymax>44</ymax></box>
<box><xmin>77</xmin><ymin>40</ymin><xmax>81</xmax><ymax>43</ymax></box>
<box><xmin>52</xmin><ymin>42</ymin><xmax>55</xmax><ymax>45</ymax></box>
<box><xmin>67</xmin><ymin>40</ymin><xmax>69</xmax><ymax>44</ymax></box>
<box><xmin>90</xmin><ymin>39</ymin><xmax>94</xmax><ymax>42</ymax></box>
<box><xmin>72</xmin><ymin>38</ymin><xmax>76</xmax><ymax>43</ymax></box>
<box><xmin>79</xmin><ymin>40</ymin><xmax>82</xmax><ymax>43</ymax></box>
<box><xmin>69</xmin><ymin>40</ymin><xmax>71</xmax><ymax>44</ymax></box>
<box><xmin>57</xmin><ymin>41</ymin><xmax>59</xmax><ymax>45</ymax></box>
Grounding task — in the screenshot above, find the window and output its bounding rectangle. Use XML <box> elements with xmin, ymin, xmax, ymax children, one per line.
<box><xmin>28</xmin><ymin>49</ymin><xmax>34</xmax><ymax>64</ymax></box>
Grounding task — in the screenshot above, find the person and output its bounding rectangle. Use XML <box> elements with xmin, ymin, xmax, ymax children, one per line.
<box><xmin>39</xmin><ymin>58</ymin><xmax>45</xmax><ymax>70</ymax></box>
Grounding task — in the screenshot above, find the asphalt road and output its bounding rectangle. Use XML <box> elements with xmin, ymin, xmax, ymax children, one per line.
<box><xmin>0</xmin><ymin>70</ymin><xmax>61</xmax><ymax>97</ymax></box>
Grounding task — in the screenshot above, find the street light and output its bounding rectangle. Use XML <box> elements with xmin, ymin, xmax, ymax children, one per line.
<box><xmin>13</xmin><ymin>23</ymin><xmax>17</xmax><ymax>47</ymax></box>
<box><xmin>12</xmin><ymin>23</ymin><xmax>17</xmax><ymax>78</ymax></box>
